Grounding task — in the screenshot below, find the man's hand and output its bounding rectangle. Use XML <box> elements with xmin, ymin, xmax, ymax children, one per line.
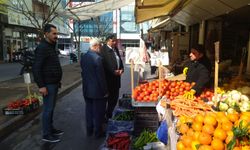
<box><xmin>115</xmin><ymin>69</ymin><xmax>124</xmax><ymax>76</ymax></box>
<box><xmin>183</xmin><ymin>89</ymin><xmax>196</xmax><ymax>100</ymax></box>
<box><xmin>39</xmin><ymin>87</ymin><xmax>48</xmax><ymax>96</ymax></box>
<box><xmin>119</xmin><ymin>69</ymin><xmax>124</xmax><ymax>75</ymax></box>
<box><xmin>114</xmin><ymin>70</ymin><xmax>120</xmax><ymax>75</ymax></box>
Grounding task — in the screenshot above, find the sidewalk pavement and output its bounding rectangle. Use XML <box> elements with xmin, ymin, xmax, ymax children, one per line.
<box><xmin>0</xmin><ymin>63</ymin><xmax>82</xmax><ymax>141</ymax></box>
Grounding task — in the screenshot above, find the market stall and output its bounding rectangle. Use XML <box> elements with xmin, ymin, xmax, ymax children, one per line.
<box><xmin>101</xmin><ymin>40</ymin><xmax>250</xmax><ymax>150</ymax></box>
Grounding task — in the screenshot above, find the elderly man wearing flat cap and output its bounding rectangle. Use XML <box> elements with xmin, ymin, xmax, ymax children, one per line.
<box><xmin>100</xmin><ymin>34</ymin><xmax>124</xmax><ymax>120</ymax></box>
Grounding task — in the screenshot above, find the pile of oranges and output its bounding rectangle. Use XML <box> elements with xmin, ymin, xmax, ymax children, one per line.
<box><xmin>176</xmin><ymin>112</ymin><xmax>250</xmax><ymax>150</ymax></box>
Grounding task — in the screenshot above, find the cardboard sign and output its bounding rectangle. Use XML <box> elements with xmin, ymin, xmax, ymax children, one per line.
<box><xmin>125</xmin><ymin>47</ymin><xmax>144</xmax><ymax>65</ymax></box>
<box><xmin>150</xmin><ymin>51</ymin><xmax>169</xmax><ymax>66</ymax></box>
<box><xmin>23</xmin><ymin>73</ymin><xmax>31</xmax><ymax>84</ymax></box>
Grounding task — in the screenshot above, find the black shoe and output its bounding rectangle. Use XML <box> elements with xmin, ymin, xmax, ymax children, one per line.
<box><xmin>52</xmin><ymin>129</ymin><xmax>64</xmax><ymax>136</ymax></box>
<box><xmin>42</xmin><ymin>135</ymin><xmax>60</xmax><ymax>143</ymax></box>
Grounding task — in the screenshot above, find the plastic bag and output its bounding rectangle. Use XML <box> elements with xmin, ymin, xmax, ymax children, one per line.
<box><xmin>156</xmin><ymin>120</ymin><xmax>168</xmax><ymax>145</ymax></box>
<box><xmin>107</xmin><ymin>119</ymin><xmax>134</xmax><ymax>134</ymax></box>
<box><xmin>112</xmin><ymin>107</ymin><xmax>134</xmax><ymax>118</ymax></box>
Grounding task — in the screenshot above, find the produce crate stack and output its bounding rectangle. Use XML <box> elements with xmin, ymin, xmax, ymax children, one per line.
<box><xmin>134</xmin><ymin>107</ymin><xmax>159</xmax><ymax>136</ymax></box>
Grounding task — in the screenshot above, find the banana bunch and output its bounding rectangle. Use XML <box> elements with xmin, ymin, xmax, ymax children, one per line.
<box><xmin>183</xmin><ymin>67</ymin><xmax>188</xmax><ymax>75</ymax></box>
<box><xmin>183</xmin><ymin>89</ymin><xmax>196</xmax><ymax>100</ymax></box>
<box><xmin>216</xmin><ymin>87</ymin><xmax>225</xmax><ymax>94</ymax></box>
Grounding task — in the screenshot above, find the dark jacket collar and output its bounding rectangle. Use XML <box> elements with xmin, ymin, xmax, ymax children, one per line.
<box><xmin>41</xmin><ymin>39</ymin><xmax>56</xmax><ymax>48</ymax></box>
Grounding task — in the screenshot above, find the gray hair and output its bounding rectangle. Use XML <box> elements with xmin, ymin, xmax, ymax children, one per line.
<box><xmin>89</xmin><ymin>38</ymin><xmax>100</xmax><ymax>47</ymax></box>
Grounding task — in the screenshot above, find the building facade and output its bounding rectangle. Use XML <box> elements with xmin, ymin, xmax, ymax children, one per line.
<box><xmin>0</xmin><ymin>0</ymin><xmax>70</xmax><ymax>62</ymax></box>
<box><xmin>113</xmin><ymin>3</ymin><xmax>141</xmax><ymax>50</ymax></box>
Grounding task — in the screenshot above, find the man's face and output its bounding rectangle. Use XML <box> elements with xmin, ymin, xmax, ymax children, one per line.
<box><xmin>92</xmin><ymin>44</ymin><xmax>100</xmax><ymax>53</ymax></box>
<box><xmin>45</xmin><ymin>27</ymin><xmax>58</xmax><ymax>43</ymax></box>
<box><xmin>189</xmin><ymin>48</ymin><xmax>203</xmax><ymax>61</ymax></box>
<box><xmin>107</xmin><ymin>38</ymin><xmax>116</xmax><ymax>48</ymax></box>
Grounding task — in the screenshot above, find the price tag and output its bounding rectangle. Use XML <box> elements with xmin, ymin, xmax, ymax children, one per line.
<box><xmin>23</xmin><ymin>73</ymin><xmax>31</xmax><ymax>84</ymax></box>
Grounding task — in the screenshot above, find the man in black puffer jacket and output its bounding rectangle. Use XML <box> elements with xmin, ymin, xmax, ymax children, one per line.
<box><xmin>32</xmin><ymin>24</ymin><xmax>63</xmax><ymax>143</ymax></box>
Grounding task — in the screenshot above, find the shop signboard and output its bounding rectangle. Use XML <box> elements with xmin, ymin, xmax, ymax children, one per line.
<box><xmin>8</xmin><ymin>10</ymin><xmax>35</xmax><ymax>27</ymax></box>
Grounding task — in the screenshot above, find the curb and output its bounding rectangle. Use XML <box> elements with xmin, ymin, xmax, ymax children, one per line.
<box><xmin>0</xmin><ymin>79</ymin><xmax>82</xmax><ymax>142</ymax></box>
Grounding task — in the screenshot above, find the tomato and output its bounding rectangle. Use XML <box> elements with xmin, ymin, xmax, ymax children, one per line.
<box><xmin>147</xmin><ymin>88</ymin><xmax>152</xmax><ymax>93</ymax></box>
<box><xmin>165</xmin><ymin>94</ymin><xmax>170</xmax><ymax>98</ymax></box>
<box><xmin>165</xmin><ymin>82</ymin><xmax>170</xmax><ymax>87</ymax></box>
<box><xmin>132</xmin><ymin>91</ymin><xmax>138</xmax><ymax>98</ymax></box>
<box><xmin>139</xmin><ymin>93</ymin><xmax>145</xmax><ymax>97</ymax></box>
<box><xmin>180</xmin><ymin>84</ymin><xmax>185</xmax><ymax>88</ymax></box>
<box><xmin>153</xmin><ymin>97</ymin><xmax>158</xmax><ymax>101</ymax></box>
<box><xmin>191</xmin><ymin>82</ymin><xmax>196</xmax><ymax>86</ymax></box>
<box><xmin>173</xmin><ymin>92</ymin><xmax>178</xmax><ymax>96</ymax></box>
<box><xmin>205</xmin><ymin>91</ymin><xmax>211</xmax><ymax>97</ymax></box>
<box><xmin>179</xmin><ymin>88</ymin><xmax>184</xmax><ymax>92</ymax></box>
<box><xmin>136</xmin><ymin>96</ymin><xmax>142</xmax><ymax>101</ymax></box>
<box><xmin>171</xmin><ymin>88</ymin><xmax>175</xmax><ymax>92</ymax></box>
<box><xmin>185</xmin><ymin>82</ymin><xmax>191</xmax><ymax>87</ymax></box>
<box><xmin>144</xmin><ymin>91</ymin><xmax>149</xmax><ymax>95</ymax></box>
<box><xmin>171</xmin><ymin>82</ymin><xmax>176</xmax><ymax>87</ymax></box>
<box><xmin>185</xmin><ymin>86</ymin><xmax>190</xmax><ymax>91</ymax></box>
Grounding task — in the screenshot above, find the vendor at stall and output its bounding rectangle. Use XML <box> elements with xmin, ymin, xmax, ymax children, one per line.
<box><xmin>183</xmin><ymin>44</ymin><xmax>212</xmax><ymax>97</ymax></box>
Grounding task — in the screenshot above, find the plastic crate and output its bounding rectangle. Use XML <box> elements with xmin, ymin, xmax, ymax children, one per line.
<box><xmin>2</xmin><ymin>106</ymin><xmax>31</xmax><ymax>115</ymax></box>
<box><xmin>134</xmin><ymin>107</ymin><xmax>159</xmax><ymax>136</ymax></box>
<box><xmin>132</xmin><ymin>99</ymin><xmax>158</xmax><ymax>107</ymax></box>
<box><xmin>118</xmin><ymin>98</ymin><xmax>133</xmax><ymax>109</ymax></box>
<box><xmin>2</xmin><ymin>101</ymin><xmax>40</xmax><ymax>115</ymax></box>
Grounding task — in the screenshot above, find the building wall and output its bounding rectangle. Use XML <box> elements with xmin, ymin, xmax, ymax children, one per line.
<box><xmin>114</xmin><ymin>3</ymin><xmax>140</xmax><ymax>51</ymax></box>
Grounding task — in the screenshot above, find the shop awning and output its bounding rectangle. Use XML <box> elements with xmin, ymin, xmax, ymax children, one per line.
<box><xmin>148</xmin><ymin>18</ymin><xmax>179</xmax><ymax>32</ymax></box>
<box><xmin>60</xmin><ymin>0</ymin><xmax>134</xmax><ymax>21</ymax></box>
<box><xmin>171</xmin><ymin>0</ymin><xmax>250</xmax><ymax>26</ymax></box>
<box><xmin>135</xmin><ymin>0</ymin><xmax>183</xmax><ymax>23</ymax></box>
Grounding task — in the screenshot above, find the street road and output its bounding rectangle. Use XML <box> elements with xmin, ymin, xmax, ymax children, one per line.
<box><xmin>0</xmin><ymin>64</ymin><xmax>136</xmax><ymax>150</ymax></box>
